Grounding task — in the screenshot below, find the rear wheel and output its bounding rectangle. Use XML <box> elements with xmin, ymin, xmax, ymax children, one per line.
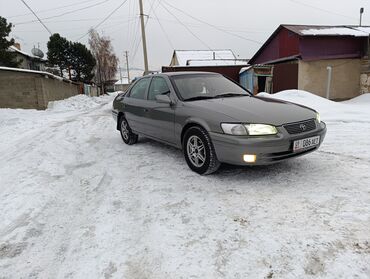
<box><xmin>119</xmin><ymin>116</ymin><xmax>138</xmax><ymax>145</ymax></box>
<box><xmin>183</xmin><ymin>126</ymin><xmax>220</xmax><ymax>175</ymax></box>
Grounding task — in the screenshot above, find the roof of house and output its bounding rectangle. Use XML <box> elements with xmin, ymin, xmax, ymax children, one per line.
<box><xmin>115</xmin><ymin>77</ymin><xmax>130</xmax><ymax>85</ymax></box>
<box><xmin>283</xmin><ymin>25</ymin><xmax>370</xmax><ymax>37</ymax></box>
<box><xmin>9</xmin><ymin>46</ymin><xmax>47</xmax><ymax>62</ymax></box>
<box><xmin>187</xmin><ymin>59</ymin><xmax>249</xmax><ymax>66</ymax></box>
<box><xmin>172</xmin><ymin>49</ymin><xmax>240</xmax><ymax>66</ymax></box>
<box><xmin>249</xmin><ymin>24</ymin><xmax>370</xmax><ymax>64</ymax></box>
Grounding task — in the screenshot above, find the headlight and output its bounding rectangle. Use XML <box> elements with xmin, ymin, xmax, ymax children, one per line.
<box><xmin>245</xmin><ymin>124</ymin><xmax>277</xmax><ymax>135</ymax></box>
<box><xmin>221</xmin><ymin>123</ymin><xmax>248</xmax><ymax>135</ymax></box>
<box><xmin>316</xmin><ymin>112</ymin><xmax>321</xmax><ymax>123</ymax></box>
<box><xmin>221</xmin><ymin>123</ymin><xmax>277</xmax><ymax>136</ymax></box>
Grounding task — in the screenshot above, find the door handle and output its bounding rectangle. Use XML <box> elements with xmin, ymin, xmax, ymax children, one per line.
<box><xmin>143</xmin><ymin>108</ymin><xmax>149</xmax><ymax>112</ymax></box>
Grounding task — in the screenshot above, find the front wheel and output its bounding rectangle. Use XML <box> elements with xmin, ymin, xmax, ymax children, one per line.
<box><xmin>183</xmin><ymin>126</ymin><xmax>220</xmax><ymax>175</ymax></box>
<box><xmin>119</xmin><ymin>116</ymin><xmax>138</xmax><ymax>145</ymax></box>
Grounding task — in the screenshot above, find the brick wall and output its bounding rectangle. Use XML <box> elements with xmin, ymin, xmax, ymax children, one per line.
<box><xmin>0</xmin><ymin>70</ymin><xmax>79</xmax><ymax>109</ymax></box>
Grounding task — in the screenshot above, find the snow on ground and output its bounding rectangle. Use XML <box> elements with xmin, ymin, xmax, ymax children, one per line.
<box><xmin>0</xmin><ymin>91</ymin><xmax>369</xmax><ymax>278</ymax></box>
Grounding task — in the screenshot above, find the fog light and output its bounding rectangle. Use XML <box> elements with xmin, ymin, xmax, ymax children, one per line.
<box><xmin>243</xmin><ymin>154</ymin><xmax>256</xmax><ymax>163</ymax></box>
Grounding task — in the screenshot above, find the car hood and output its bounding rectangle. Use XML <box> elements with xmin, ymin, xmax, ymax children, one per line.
<box><xmin>185</xmin><ymin>96</ymin><xmax>316</xmax><ymax>126</ymax></box>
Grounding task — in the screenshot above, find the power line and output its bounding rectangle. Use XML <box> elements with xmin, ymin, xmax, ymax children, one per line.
<box><xmin>131</xmin><ymin>14</ymin><xmax>152</xmax><ymax>66</ymax></box>
<box><xmin>152</xmin><ymin>3</ymin><xmax>174</xmax><ymax>49</ymax></box>
<box><xmin>288</xmin><ymin>0</ymin><xmax>359</xmax><ymax>21</ymax></box>
<box><xmin>159</xmin><ymin>1</ymin><xmax>212</xmax><ymax>50</ymax></box>
<box><xmin>129</xmin><ymin>18</ymin><xmax>141</xmax><ymax>58</ymax></box>
<box><xmin>15</xmin><ymin>0</ymin><xmax>111</xmax><ymax>25</ymax></box>
<box><xmin>9</xmin><ymin>0</ymin><xmax>101</xmax><ymax>18</ymax></box>
<box><xmin>128</xmin><ymin>1</ymin><xmax>140</xmax><ymax>55</ymax></box>
<box><xmin>19</xmin><ymin>0</ymin><xmax>52</xmax><ymax>35</ymax></box>
<box><xmin>161</xmin><ymin>0</ymin><xmax>262</xmax><ymax>45</ymax></box>
<box><xmin>76</xmin><ymin>0</ymin><xmax>129</xmax><ymax>41</ymax></box>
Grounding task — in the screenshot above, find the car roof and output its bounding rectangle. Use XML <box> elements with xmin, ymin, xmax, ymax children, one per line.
<box><xmin>162</xmin><ymin>71</ymin><xmax>220</xmax><ymax>76</ymax></box>
<box><xmin>141</xmin><ymin>71</ymin><xmax>221</xmax><ymax>78</ymax></box>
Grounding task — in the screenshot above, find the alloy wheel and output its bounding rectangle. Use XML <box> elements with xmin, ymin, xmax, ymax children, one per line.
<box><xmin>186</xmin><ymin>135</ymin><xmax>206</xmax><ymax>167</ymax></box>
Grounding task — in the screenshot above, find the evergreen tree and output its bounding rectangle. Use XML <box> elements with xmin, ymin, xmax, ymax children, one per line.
<box><xmin>47</xmin><ymin>33</ymin><xmax>69</xmax><ymax>77</ymax></box>
<box><xmin>69</xmin><ymin>42</ymin><xmax>96</xmax><ymax>83</ymax></box>
<box><xmin>0</xmin><ymin>16</ymin><xmax>21</xmax><ymax>67</ymax></box>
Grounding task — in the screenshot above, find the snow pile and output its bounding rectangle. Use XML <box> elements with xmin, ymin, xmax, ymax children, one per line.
<box><xmin>47</xmin><ymin>93</ymin><xmax>116</xmax><ymax>112</ymax></box>
<box><xmin>257</xmin><ymin>90</ymin><xmax>369</xmax><ymax>123</ymax></box>
<box><xmin>258</xmin><ymin>89</ymin><xmax>337</xmax><ymax>111</ymax></box>
<box><xmin>342</xmin><ymin>93</ymin><xmax>370</xmax><ymax>104</ymax></box>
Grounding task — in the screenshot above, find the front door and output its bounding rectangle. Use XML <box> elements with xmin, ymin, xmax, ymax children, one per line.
<box><xmin>142</xmin><ymin>77</ymin><xmax>175</xmax><ymax>144</ymax></box>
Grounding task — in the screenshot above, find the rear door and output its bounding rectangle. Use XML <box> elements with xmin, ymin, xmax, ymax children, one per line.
<box><xmin>124</xmin><ymin>77</ymin><xmax>151</xmax><ymax>133</ymax></box>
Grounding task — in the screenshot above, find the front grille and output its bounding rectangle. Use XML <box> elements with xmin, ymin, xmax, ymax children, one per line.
<box><xmin>265</xmin><ymin>147</ymin><xmax>317</xmax><ymax>161</ymax></box>
<box><xmin>284</xmin><ymin>119</ymin><xmax>316</xmax><ymax>134</ymax></box>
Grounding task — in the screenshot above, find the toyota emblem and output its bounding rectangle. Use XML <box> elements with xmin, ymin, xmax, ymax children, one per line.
<box><xmin>300</xmin><ymin>124</ymin><xmax>306</xmax><ymax>131</ymax></box>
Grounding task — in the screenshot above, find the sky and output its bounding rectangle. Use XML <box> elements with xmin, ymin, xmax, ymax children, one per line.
<box><xmin>1</xmin><ymin>0</ymin><xmax>370</xmax><ymax>78</ymax></box>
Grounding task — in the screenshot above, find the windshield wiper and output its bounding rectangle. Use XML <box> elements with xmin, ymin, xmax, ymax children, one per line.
<box><xmin>184</xmin><ymin>96</ymin><xmax>215</xmax><ymax>101</ymax></box>
<box><xmin>214</xmin><ymin>93</ymin><xmax>249</xmax><ymax>98</ymax></box>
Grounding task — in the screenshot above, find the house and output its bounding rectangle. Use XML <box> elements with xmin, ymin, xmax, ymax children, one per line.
<box><xmin>114</xmin><ymin>77</ymin><xmax>130</xmax><ymax>92</ymax></box>
<box><xmin>9</xmin><ymin>43</ymin><xmax>47</xmax><ymax>71</ymax></box>
<box><xmin>248</xmin><ymin>25</ymin><xmax>370</xmax><ymax>100</ymax></box>
<box><xmin>163</xmin><ymin>49</ymin><xmax>249</xmax><ymax>83</ymax></box>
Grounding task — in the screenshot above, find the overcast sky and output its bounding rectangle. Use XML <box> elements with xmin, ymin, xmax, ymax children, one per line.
<box><xmin>1</xmin><ymin>0</ymin><xmax>370</xmax><ymax>77</ymax></box>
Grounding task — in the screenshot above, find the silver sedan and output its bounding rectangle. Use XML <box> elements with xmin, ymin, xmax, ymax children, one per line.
<box><xmin>112</xmin><ymin>72</ymin><xmax>326</xmax><ymax>174</ymax></box>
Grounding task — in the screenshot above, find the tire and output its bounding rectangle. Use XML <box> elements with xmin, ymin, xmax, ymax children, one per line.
<box><xmin>183</xmin><ymin>126</ymin><xmax>220</xmax><ymax>175</ymax></box>
<box><xmin>119</xmin><ymin>116</ymin><xmax>138</xmax><ymax>145</ymax></box>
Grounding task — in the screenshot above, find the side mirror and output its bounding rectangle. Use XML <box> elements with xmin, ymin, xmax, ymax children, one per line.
<box><xmin>155</xmin><ymin>94</ymin><xmax>172</xmax><ymax>105</ymax></box>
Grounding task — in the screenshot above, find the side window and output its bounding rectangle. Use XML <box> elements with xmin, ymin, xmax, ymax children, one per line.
<box><xmin>148</xmin><ymin>77</ymin><xmax>170</xmax><ymax>101</ymax></box>
<box><xmin>129</xmin><ymin>78</ymin><xmax>150</xmax><ymax>99</ymax></box>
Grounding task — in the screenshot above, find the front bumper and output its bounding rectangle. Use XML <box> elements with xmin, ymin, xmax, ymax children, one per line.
<box><xmin>112</xmin><ymin>109</ymin><xmax>118</xmax><ymax>122</ymax></box>
<box><xmin>210</xmin><ymin>122</ymin><xmax>327</xmax><ymax>165</ymax></box>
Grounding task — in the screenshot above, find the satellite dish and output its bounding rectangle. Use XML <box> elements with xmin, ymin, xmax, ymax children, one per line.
<box><xmin>31</xmin><ymin>47</ymin><xmax>44</xmax><ymax>58</ymax></box>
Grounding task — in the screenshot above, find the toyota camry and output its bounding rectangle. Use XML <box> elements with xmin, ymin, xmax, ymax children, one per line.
<box><xmin>112</xmin><ymin>72</ymin><xmax>326</xmax><ymax>174</ymax></box>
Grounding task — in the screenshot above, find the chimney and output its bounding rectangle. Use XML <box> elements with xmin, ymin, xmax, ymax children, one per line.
<box><xmin>13</xmin><ymin>42</ymin><xmax>21</xmax><ymax>50</ymax></box>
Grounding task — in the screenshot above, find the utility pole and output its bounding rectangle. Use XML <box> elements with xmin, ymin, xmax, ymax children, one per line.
<box><xmin>125</xmin><ymin>51</ymin><xmax>131</xmax><ymax>83</ymax></box>
<box><xmin>139</xmin><ymin>0</ymin><xmax>149</xmax><ymax>75</ymax></box>
<box><xmin>360</xmin><ymin>7</ymin><xmax>364</xmax><ymax>26</ymax></box>
<box><xmin>119</xmin><ymin>66</ymin><xmax>123</xmax><ymax>83</ymax></box>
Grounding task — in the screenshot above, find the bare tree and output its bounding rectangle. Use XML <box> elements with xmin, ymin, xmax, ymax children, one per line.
<box><xmin>88</xmin><ymin>29</ymin><xmax>118</xmax><ymax>94</ymax></box>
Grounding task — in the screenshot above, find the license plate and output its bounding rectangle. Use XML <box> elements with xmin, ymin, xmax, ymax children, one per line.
<box><xmin>293</xmin><ymin>136</ymin><xmax>320</xmax><ymax>152</ymax></box>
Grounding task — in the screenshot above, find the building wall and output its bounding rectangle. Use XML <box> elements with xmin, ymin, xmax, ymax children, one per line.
<box><xmin>114</xmin><ymin>84</ymin><xmax>130</xmax><ymax>92</ymax></box>
<box><xmin>0</xmin><ymin>70</ymin><xmax>79</xmax><ymax>109</ymax></box>
<box><xmin>300</xmin><ymin>37</ymin><xmax>365</xmax><ymax>61</ymax></box>
<box><xmin>15</xmin><ymin>53</ymin><xmax>46</xmax><ymax>71</ymax></box>
<box><xmin>252</xmin><ymin>28</ymin><xmax>300</xmax><ymax>64</ymax></box>
<box><xmin>298</xmin><ymin>59</ymin><xmax>361</xmax><ymax>100</ymax></box>
<box><xmin>360</xmin><ymin>58</ymin><xmax>370</xmax><ymax>94</ymax></box>
<box><xmin>272</xmin><ymin>62</ymin><xmax>299</xmax><ymax>93</ymax></box>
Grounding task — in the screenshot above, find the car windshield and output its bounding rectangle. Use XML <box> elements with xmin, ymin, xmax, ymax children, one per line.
<box><xmin>171</xmin><ymin>74</ymin><xmax>251</xmax><ymax>101</ymax></box>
